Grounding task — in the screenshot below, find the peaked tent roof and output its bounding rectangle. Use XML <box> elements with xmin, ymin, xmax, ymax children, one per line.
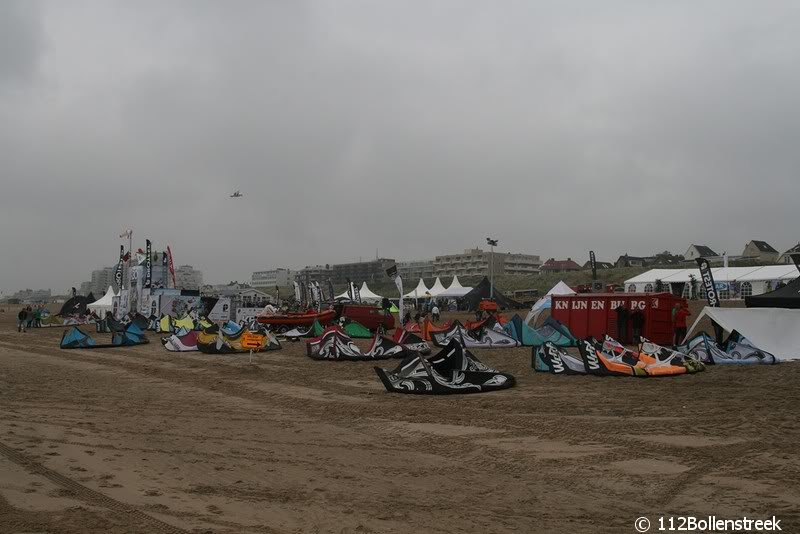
<box><xmin>462</xmin><ymin>277</ymin><xmax>523</xmax><ymax>311</ymax></box>
<box><xmin>404</xmin><ymin>278</ymin><xmax>431</xmax><ymax>298</ymax></box>
<box><xmin>359</xmin><ymin>282</ymin><xmax>383</xmax><ymax>301</ymax></box>
<box><xmin>685</xmin><ymin>307</ymin><xmax>800</xmax><ymax>360</ymax></box>
<box><xmin>745</xmin><ymin>275</ymin><xmax>800</xmax><ymax>308</ymax></box>
<box><xmin>438</xmin><ymin>275</ymin><xmax>473</xmax><ymax>298</ymax></box>
<box><xmin>524</xmin><ymin>281</ymin><xmax>575</xmax><ymax>324</ymax></box>
<box><xmin>87</xmin><ymin>286</ymin><xmax>117</xmax><ymax>314</ymax></box>
<box><xmin>427</xmin><ymin>277</ymin><xmax>447</xmax><ymax>297</ymax></box>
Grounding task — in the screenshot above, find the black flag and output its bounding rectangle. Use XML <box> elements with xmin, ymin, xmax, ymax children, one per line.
<box><xmin>114</xmin><ymin>245</ymin><xmax>124</xmax><ymax>290</ymax></box>
<box><xmin>589</xmin><ymin>251</ymin><xmax>597</xmax><ymax>280</ymax></box>
<box><xmin>790</xmin><ymin>253</ymin><xmax>800</xmax><ymax>274</ymax></box>
<box><xmin>385</xmin><ymin>264</ymin><xmax>398</xmax><ymax>279</ymax></box>
<box><xmin>695</xmin><ymin>258</ymin><xmax>720</xmax><ymax>307</ymax></box>
<box><xmin>144</xmin><ymin>240</ymin><xmax>153</xmax><ymax>289</ymax></box>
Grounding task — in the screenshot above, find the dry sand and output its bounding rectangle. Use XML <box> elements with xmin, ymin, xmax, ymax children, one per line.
<box><xmin>0</xmin><ymin>310</ymin><xmax>798</xmax><ymax>533</ymax></box>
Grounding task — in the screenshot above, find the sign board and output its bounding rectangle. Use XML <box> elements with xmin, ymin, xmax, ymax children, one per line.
<box><xmin>207</xmin><ymin>297</ymin><xmax>231</xmax><ymax>322</ymax></box>
<box><xmin>241</xmin><ymin>333</ymin><xmax>264</xmax><ymax>350</ymax></box>
<box><xmin>236</xmin><ymin>307</ymin><xmax>264</xmax><ymax>324</ymax></box>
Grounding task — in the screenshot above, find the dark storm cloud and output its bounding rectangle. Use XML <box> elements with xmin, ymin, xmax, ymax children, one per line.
<box><xmin>2</xmin><ymin>1</ymin><xmax>800</xmax><ymax>293</ymax></box>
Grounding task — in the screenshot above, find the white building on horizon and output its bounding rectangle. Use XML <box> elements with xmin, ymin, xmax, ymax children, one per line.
<box><xmin>252</xmin><ymin>268</ymin><xmax>294</xmax><ymax>289</ymax></box>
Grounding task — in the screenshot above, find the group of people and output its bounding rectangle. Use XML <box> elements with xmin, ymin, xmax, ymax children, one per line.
<box><xmin>17</xmin><ymin>306</ymin><xmax>47</xmax><ymax>332</ymax></box>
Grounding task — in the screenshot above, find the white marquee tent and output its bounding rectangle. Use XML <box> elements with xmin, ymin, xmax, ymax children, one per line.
<box><xmin>404</xmin><ymin>278</ymin><xmax>431</xmax><ymax>299</ymax></box>
<box><xmin>87</xmin><ymin>286</ymin><xmax>117</xmax><ymax>316</ymax></box>
<box><xmin>358</xmin><ymin>282</ymin><xmax>383</xmax><ymax>302</ymax></box>
<box><xmin>427</xmin><ymin>277</ymin><xmax>447</xmax><ymax>297</ymax></box>
<box><xmin>685</xmin><ymin>307</ymin><xmax>800</xmax><ymax>361</ymax></box>
<box><xmin>524</xmin><ymin>281</ymin><xmax>575</xmax><ymax>324</ymax></box>
<box><xmin>438</xmin><ymin>275</ymin><xmax>473</xmax><ymax>298</ymax></box>
<box><xmin>624</xmin><ymin>265</ymin><xmax>798</xmax><ymax>298</ymax></box>
<box><xmin>335</xmin><ymin>282</ymin><xmax>383</xmax><ymax>302</ymax></box>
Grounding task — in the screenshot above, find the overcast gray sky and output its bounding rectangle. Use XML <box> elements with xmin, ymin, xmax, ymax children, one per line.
<box><xmin>2</xmin><ymin>1</ymin><xmax>799</xmax><ymax>293</ymax></box>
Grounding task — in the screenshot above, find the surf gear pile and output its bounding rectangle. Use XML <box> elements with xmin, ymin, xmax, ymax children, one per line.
<box><xmin>681</xmin><ymin>332</ymin><xmax>778</xmax><ymax>365</ymax></box>
<box><xmin>162</xmin><ymin>330</ymin><xmax>199</xmax><ymax>352</ymax></box>
<box><xmin>505</xmin><ymin>315</ymin><xmax>577</xmax><ymax>347</ymax></box>
<box><xmin>534</xmin><ymin>336</ymin><xmax>704</xmax><ymax>377</ymax></box>
<box><xmin>429</xmin><ymin>320</ymin><xmax>520</xmax><ymax>349</ymax></box>
<box><xmin>196</xmin><ymin>324</ymin><xmax>281</xmax><ymax>354</ymax></box>
<box><xmin>532</xmin><ymin>342</ymin><xmax>588</xmax><ymax>374</ymax></box>
<box><xmin>374</xmin><ymin>339</ymin><xmax>515</xmax><ymax>394</ymax></box>
<box><xmin>60</xmin><ymin>323</ymin><xmax>149</xmax><ymax>349</ymax></box>
<box><xmin>306</xmin><ymin>327</ymin><xmax>412</xmax><ymax>361</ymax></box>
<box><xmin>391</xmin><ymin>329</ymin><xmax>431</xmax><ymax>355</ymax></box>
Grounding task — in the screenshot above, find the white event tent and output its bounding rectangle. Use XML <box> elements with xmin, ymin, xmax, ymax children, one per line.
<box><xmin>624</xmin><ymin>265</ymin><xmax>798</xmax><ymax>298</ymax></box>
<box><xmin>524</xmin><ymin>281</ymin><xmax>575</xmax><ymax>324</ymax></box>
<box><xmin>87</xmin><ymin>286</ymin><xmax>117</xmax><ymax>316</ymax></box>
<box><xmin>403</xmin><ymin>278</ymin><xmax>431</xmax><ymax>299</ymax></box>
<box><xmin>438</xmin><ymin>275</ymin><xmax>472</xmax><ymax>298</ymax></box>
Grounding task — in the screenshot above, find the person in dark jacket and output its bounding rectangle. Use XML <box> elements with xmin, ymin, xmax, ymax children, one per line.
<box><xmin>630</xmin><ymin>311</ymin><xmax>645</xmax><ymax>344</ymax></box>
<box><xmin>18</xmin><ymin>308</ymin><xmax>27</xmax><ymax>332</ymax></box>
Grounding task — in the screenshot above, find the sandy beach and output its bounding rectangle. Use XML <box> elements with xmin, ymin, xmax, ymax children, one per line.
<box><xmin>1</xmin><ymin>311</ymin><xmax>798</xmax><ymax>533</ymax></box>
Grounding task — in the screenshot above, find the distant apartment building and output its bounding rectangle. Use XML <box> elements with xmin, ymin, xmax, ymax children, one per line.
<box><xmin>297</xmin><ymin>264</ymin><xmax>333</xmax><ymax>282</ymax></box>
<box><xmin>78</xmin><ymin>281</ymin><xmax>93</xmax><ymax>296</ymax></box>
<box><xmin>252</xmin><ymin>268</ymin><xmax>294</xmax><ymax>289</ymax></box>
<box><xmin>501</xmin><ymin>252</ymin><xmax>542</xmax><ymax>275</ymax></box>
<box><xmin>330</xmin><ymin>258</ymin><xmax>396</xmax><ymax>285</ymax></box>
<box><xmin>91</xmin><ymin>266</ymin><xmax>117</xmax><ymax>295</ymax></box>
<box><xmin>433</xmin><ymin>248</ymin><xmax>540</xmax><ymax>277</ymax></box>
<box><xmin>174</xmin><ymin>265</ymin><xmax>203</xmax><ymax>290</ymax></box>
<box><xmin>397</xmin><ymin>260</ymin><xmax>435</xmax><ymax>281</ymax></box>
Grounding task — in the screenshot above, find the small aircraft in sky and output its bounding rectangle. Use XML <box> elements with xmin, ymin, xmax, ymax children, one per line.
<box><xmin>230</xmin><ymin>190</ymin><xmax>243</xmax><ymax>198</ymax></box>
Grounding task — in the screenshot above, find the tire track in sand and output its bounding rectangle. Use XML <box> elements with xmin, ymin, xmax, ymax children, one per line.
<box><xmin>0</xmin><ymin>440</ymin><xmax>191</xmax><ymax>534</ymax></box>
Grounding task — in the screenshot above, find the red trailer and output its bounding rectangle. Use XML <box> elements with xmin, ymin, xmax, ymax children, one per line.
<box><xmin>550</xmin><ymin>292</ymin><xmax>686</xmax><ymax>345</ymax></box>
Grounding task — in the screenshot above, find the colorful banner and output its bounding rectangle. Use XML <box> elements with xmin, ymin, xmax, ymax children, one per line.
<box><xmin>144</xmin><ymin>240</ymin><xmax>153</xmax><ymax>289</ymax></box>
<box><xmin>114</xmin><ymin>245</ymin><xmax>124</xmax><ymax>290</ymax></box>
<box><xmin>696</xmin><ymin>258</ymin><xmax>720</xmax><ymax>307</ymax></box>
<box><xmin>166</xmin><ymin>245</ymin><xmax>176</xmax><ymax>288</ymax></box>
<box><xmin>293</xmin><ymin>281</ymin><xmax>301</xmax><ymax>303</ymax></box>
<box><xmin>386</xmin><ymin>265</ymin><xmax>403</xmax><ymax>324</ymax></box>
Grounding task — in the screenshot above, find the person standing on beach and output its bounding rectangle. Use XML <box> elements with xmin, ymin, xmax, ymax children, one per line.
<box><xmin>673</xmin><ymin>302</ymin><xmax>691</xmax><ymax>348</ymax></box>
<box><xmin>18</xmin><ymin>308</ymin><xmax>27</xmax><ymax>332</ymax></box>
